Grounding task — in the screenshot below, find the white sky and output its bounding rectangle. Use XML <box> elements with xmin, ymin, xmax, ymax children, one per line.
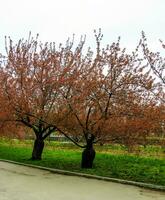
<box><xmin>0</xmin><ymin>0</ymin><xmax>165</xmax><ymax>54</ymax></box>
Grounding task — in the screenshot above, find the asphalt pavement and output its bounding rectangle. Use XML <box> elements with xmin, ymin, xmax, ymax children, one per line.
<box><xmin>0</xmin><ymin>161</ymin><xmax>164</xmax><ymax>200</ymax></box>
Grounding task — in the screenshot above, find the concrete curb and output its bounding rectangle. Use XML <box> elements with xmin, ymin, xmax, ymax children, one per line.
<box><xmin>0</xmin><ymin>159</ymin><xmax>165</xmax><ymax>192</ymax></box>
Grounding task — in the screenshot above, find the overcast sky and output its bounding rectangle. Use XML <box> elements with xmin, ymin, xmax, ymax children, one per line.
<box><xmin>0</xmin><ymin>0</ymin><xmax>165</xmax><ymax>54</ymax></box>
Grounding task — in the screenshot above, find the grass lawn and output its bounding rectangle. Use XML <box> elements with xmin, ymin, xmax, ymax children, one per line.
<box><xmin>0</xmin><ymin>138</ymin><xmax>165</xmax><ymax>186</ymax></box>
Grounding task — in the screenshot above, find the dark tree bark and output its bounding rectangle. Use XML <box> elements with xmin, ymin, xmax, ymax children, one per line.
<box><xmin>31</xmin><ymin>138</ymin><xmax>44</xmax><ymax>160</ymax></box>
<box><xmin>30</xmin><ymin>125</ymin><xmax>55</xmax><ymax>160</ymax></box>
<box><xmin>81</xmin><ymin>134</ymin><xmax>95</xmax><ymax>168</ymax></box>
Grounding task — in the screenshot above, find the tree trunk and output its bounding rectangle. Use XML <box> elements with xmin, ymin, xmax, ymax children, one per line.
<box><xmin>81</xmin><ymin>135</ymin><xmax>95</xmax><ymax>168</ymax></box>
<box><xmin>31</xmin><ymin>139</ymin><xmax>44</xmax><ymax>160</ymax></box>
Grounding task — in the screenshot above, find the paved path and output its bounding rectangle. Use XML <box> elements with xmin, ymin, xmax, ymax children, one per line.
<box><xmin>0</xmin><ymin>161</ymin><xmax>164</xmax><ymax>200</ymax></box>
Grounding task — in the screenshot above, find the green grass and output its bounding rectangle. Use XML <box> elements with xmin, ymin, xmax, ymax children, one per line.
<box><xmin>0</xmin><ymin>138</ymin><xmax>165</xmax><ymax>186</ymax></box>
<box><xmin>0</xmin><ymin>137</ymin><xmax>164</xmax><ymax>158</ymax></box>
